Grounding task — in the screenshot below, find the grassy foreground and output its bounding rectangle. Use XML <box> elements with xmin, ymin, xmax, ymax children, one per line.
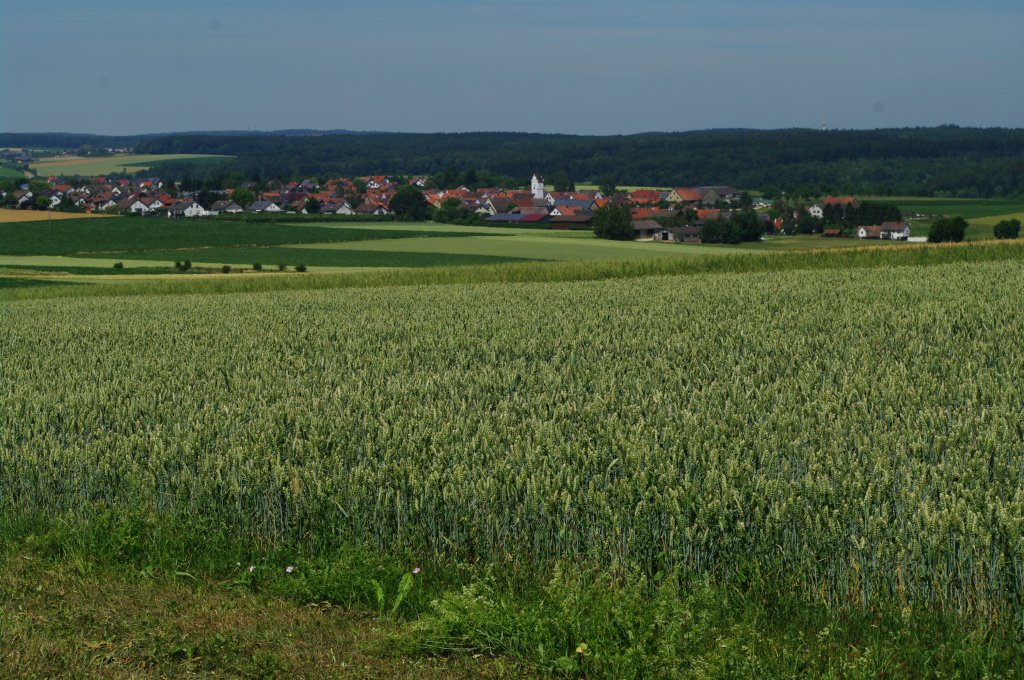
<box><xmin>2</xmin><ymin>515</ymin><xmax>1017</xmax><ymax>679</ymax></box>
<box><xmin>0</xmin><ymin>548</ymin><xmax>524</xmax><ymax>679</ymax></box>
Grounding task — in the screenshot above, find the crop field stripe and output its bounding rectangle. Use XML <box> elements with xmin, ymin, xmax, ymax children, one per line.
<box><xmin>0</xmin><ymin>217</ymin><xmax>501</xmax><ymax>256</ymax></box>
<box><xmin>3</xmin><ymin>239</ymin><xmax>1023</xmax><ymax>302</ymax></box>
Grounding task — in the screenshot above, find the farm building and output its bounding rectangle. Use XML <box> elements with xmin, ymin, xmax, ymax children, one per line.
<box><xmin>858</xmin><ymin>222</ymin><xmax>910</xmax><ymax>240</ymax></box>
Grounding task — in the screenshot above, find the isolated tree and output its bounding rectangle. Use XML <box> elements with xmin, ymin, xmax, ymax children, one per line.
<box><xmin>598</xmin><ymin>174</ymin><xmax>617</xmax><ymax>197</ymax></box>
<box><xmin>389</xmin><ymin>185</ymin><xmax>429</xmax><ymax>221</ymax></box>
<box><xmin>701</xmin><ymin>217</ymin><xmax>741</xmax><ymax>244</ymax></box>
<box><xmin>232</xmin><ymin>187</ymin><xmax>255</xmax><ymax>208</ymax></box>
<box><xmin>550</xmin><ymin>170</ymin><xmax>572</xmax><ymax>193</ymax></box>
<box><xmin>432</xmin><ymin>167</ymin><xmax>460</xmax><ymax>191</ymax></box>
<box><xmin>592</xmin><ymin>203</ymin><xmax>634</xmax><ymax>240</ymax></box>
<box><xmin>993</xmin><ymin>218</ymin><xmax>1021</xmax><ymax>239</ymax></box>
<box><xmin>33</xmin><ymin>195</ymin><xmax>50</xmax><ymax>210</ymax></box>
<box><xmin>195</xmin><ymin>190</ymin><xmax>218</xmax><ymax>209</ymax></box>
<box><xmin>928</xmin><ymin>216</ymin><xmax>968</xmax><ymax>243</ymax></box>
<box><xmin>304</xmin><ymin>198</ymin><xmax>321</xmax><ymax>215</ymax></box>
<box><xmin>435</xmin><ymin>197</ymin><xmax>465</xmax><ymax>223</ymax></box>
<box><xmin>732</xmin><ymin>210</ymin><xmax>765</xmax><ymax>241</ymax></box>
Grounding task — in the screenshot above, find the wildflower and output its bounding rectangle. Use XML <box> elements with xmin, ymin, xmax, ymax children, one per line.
<box><xmin>285</xmin><ymin>565</ymin><xmax>295</xmax><ymax>574</ymax></box>
<box><xmin>576</xmin><ymin>643</ymin><xmax>589</xmax><ymax>656</ymax></box>
<box><xmin>412</xmin><ymin>567</ymin><xmax>421</xmax><ymax>575</ymax></box>
<box><xmin>248</xmin><ymin>565</ymin><xmax>256</xmax><ymax>573</ymax></box>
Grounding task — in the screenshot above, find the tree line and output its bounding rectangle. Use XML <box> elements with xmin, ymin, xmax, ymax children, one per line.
<box><xmin>4</xmin><ymin>126</ymin><xmax>1023</xmax><ymax>197</ymax></box>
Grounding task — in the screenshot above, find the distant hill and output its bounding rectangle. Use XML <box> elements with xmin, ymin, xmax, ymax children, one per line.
<box><xmin>3</xmin><ymin>127</ymin><xmax>1022</xmax><ymax>196</ymax></box>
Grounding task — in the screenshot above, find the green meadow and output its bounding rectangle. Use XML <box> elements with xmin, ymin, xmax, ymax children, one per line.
<box><xmin>863</xmin><ymin>195</ymin><xmax>1024</xmax><ymax>220</ymax></box>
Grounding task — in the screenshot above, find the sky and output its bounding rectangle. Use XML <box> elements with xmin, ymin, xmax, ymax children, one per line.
<box><xmin>2</xmin><ymin>0</ymin><xmax>1022</xmax><ymax>135</ymax></box>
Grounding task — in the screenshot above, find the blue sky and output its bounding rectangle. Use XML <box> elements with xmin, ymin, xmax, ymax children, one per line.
<box><xmin>1</xmin><ymin>0</ymin><xmax>1021</xmax><ymax>135</ymax></box>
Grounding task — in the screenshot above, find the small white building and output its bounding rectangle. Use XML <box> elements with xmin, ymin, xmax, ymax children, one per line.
<box><xmin>880</xmin><ymin>221</ymin><xmax>911</xmax><ymax>240</ymax></box>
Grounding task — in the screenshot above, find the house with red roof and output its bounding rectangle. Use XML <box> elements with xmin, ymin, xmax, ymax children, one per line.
<box><xmin>666</xmin><ymin>188</ymin><xmax>702</xmax><ymax>204</ymax></box>
<box><xmin>628</xmin><ymin>189</ymin><xmax>662</xmax><ymax>205</ymax></box>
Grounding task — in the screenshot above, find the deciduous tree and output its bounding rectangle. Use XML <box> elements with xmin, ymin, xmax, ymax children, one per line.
<box><xmin>389</xmin><ymin>185</ymin><xmax>430</xmax><ymax>221</ymax></box>
<box><xmin>592</xmin><ymin>203</ymin><xmax>633</xmax><ymax>240</ymax></box>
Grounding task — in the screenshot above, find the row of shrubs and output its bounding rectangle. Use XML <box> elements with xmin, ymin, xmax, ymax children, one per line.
<box><xmin>110</xmin><ymin>261</ymin><xmax>308</xmax><ymax>273</ymax></box>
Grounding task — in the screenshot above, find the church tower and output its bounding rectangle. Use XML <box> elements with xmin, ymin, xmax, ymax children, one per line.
<box><xmin>531</xmin><ymin>173</ymin><xmax>544</xmax><ymax>200</ymax></box>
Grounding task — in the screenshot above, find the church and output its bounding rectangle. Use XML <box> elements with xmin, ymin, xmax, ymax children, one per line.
<box><xmin>531</xmin><ymin>173</ymin><xmax>544</xmax><ymax>200</ymax></box>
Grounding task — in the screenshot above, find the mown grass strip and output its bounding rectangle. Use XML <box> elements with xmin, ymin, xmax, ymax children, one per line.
<box><xmin>77</xmin><ymin>246</ymin><xmax>535</xmax><ymax>270</ymax></box>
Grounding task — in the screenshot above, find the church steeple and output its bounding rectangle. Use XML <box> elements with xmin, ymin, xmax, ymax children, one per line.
<box><xmin>531</xmin><ymin>173</ymin><xmax>545</xmax><ymax>200</ymax></box>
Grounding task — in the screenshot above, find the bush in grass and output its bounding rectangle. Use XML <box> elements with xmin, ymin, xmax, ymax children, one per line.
<box><xmin>112</xmin><ymin>262</ymin><xmax>124</xmax><ymax>269</ymax></box>
<box><xmin>993</xmin><ymin>218</ymin><xmax>1021</xmax><ymax>240</ymax></box>
<box><xmin>253</xmin><ymin>263</ymin><xmax>263</xmax><ymax>272</ymax></box>
<box><xmin>295</xmin><ymin>264</ymin><xmax>307</xmax><ymax>272</ymax></box>
<box><xmin>928</xmin><ymin>216</ymin><xmax>968</xmax><ymax>243</ymax></box>
<box><xmin>221</xmin><ymin>265</ymin><xmax>231</xmax><ymax>274</ymax></box>
<box><xmin>277</xmin><ymin>263</ymin><xmax>287</xmax><ymax>271</ymax></box>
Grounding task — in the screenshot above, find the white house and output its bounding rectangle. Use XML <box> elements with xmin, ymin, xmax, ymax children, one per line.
<box><xmin>324</xmin><ymin>201</ymin><xmax>355</xmax><ymax>215</ymax></box>
<box><xmin>246</xmin><ymin>200</ymin><xmax>283</xmax><ymax>213</ymax></box>
<box><xmin>858</xmin><ymin>222</ymin><xmax>910</xmax><ymax>240</ymax></box>
<box><xmin>880</xmin><ymin>222</ymin><xmax>911</xmax><ymax>240</ymax></box>
<box><xmin>168</xmin><ymin>201</ymin><xmax>206</xmax><ymax>218</ymax></box>
<box><xmin>125</xmin><ymin>197</ymin><xmax>163</xmax><ymax>215</ymax></box>
<box><xmin>209</xmin><ymin>200</ymin><xmax>243</xmax><ymax>214</ymax></box>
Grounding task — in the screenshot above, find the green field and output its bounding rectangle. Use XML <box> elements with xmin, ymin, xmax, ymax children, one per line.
<box><xmin>864</xmin><ymin>195</ymin><xmax>1024</xmax><ymax>220</ymax></box>
<box><xmin>0</xmin><ymin>165</ymin><xmax>25</xmax><ymax>179</ymax></box>
<box><xmin>29</xmin><ymin>153</ymin><xmax>232</xmax><ymax>176</ymax></box>
<box><xmin>3</xmin><ymin>243</ymin><xmax>1024</xmax><ymax>677</ymax></box>
<box><xmin>0</xmin><ymin>218</ymin><xmax>495</xmax><ymax>257</ymax></box>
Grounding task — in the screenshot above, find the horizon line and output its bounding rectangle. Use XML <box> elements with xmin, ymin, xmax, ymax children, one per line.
<box><xmin>3</xmin><ymin>124</ymin><xmax>1018</xmax><ymax>138</ymax></box>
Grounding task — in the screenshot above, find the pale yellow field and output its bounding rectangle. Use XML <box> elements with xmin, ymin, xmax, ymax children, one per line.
<box><xmin>0</xmin><ymin>209</ymin><xmax>114</xmax><ymax>224</ymax></box>
<box><xmin>969</xmin><ymin>212</ymin><xmax>1024</xmax><ymax>227</ymax></box>
<box><xmin>30</xmin><ymin>154</ymin><xmax>231</xmax><ymax>176</ymax></box>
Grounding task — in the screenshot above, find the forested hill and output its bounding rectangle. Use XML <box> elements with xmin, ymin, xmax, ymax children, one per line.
<box><xmin>4</xmin><ymin>127</ymin><xmax>1023</xmax><ymax>196</ymax></box>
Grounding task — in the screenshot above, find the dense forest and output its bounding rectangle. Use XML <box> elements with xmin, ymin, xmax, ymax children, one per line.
<box><xmin>3</xmin><ymin>127</ymin><xmax>1023</xmax><ymax>196</ymax></box>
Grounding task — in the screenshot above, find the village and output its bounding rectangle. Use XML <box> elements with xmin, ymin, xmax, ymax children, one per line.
<box><xmin>1</xmin><ymin>170</ymin><xmax>912</xmax><ymax>242</ymax></box>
